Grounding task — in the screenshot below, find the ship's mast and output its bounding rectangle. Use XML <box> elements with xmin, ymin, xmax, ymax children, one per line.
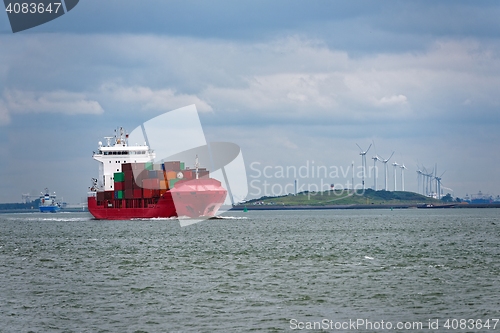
<box><xmin>195</xmin><ymin>155</ymin><xmax>199</xmax><ymax>180</ymax></box>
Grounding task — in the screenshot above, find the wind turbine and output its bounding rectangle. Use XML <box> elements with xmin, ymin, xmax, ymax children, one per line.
<box><xmin>400</xmin><ymin>163</ymin><xmax>407</xmax><ymax>191</ymax></box>
<box><xmin>416</xmin><ymin>165</ymin><xmax>423</xmax><ymax>194</ymax></box>
<box><xmin>379</xmin><ymin>151</ymin><xmax>394</xmax><ymax>191</ymax></box>
<box><xmin>356</xmin><ymin>143</ymin><xmax>372</xmax><ymax>190</ymax></box>
<box><xmin>392</xmin><ymin>162</ymin><xmax>399</xmax><ymax>191</ymax></box>
<box><xmin>435</xmin><ymin>168</ymin><xmax>446</xmax><ymax>199</ymax></box>
<box><xmin>422</xmin><ymin>165</ymin><xmax>434</xmax><ymax>197</ymax></box>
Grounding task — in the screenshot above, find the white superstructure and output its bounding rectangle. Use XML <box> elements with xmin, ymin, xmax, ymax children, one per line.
<box><xmin>92</xmin><ymin>127</ymin><xmax>155</xmax><ymax>191</ymax></box>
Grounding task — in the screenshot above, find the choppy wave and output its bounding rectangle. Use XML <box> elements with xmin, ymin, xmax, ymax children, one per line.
<box><xmin>0</xmin><ymin>209</ymin><xmax>499</xmax><ymax>332</ymax></box>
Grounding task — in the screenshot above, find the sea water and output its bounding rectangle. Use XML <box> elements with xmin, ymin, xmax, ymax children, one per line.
<box><xmin>0</xmin><ymin>209</ymin><xmax>499</xmax><ymax>332</ymax></box>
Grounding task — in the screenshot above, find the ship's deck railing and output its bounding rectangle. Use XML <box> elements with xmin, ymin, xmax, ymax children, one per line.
<box><xmin>87</xmin><ymin>192</ymin><xmax>97</xmax><ymax>197</ymax></box>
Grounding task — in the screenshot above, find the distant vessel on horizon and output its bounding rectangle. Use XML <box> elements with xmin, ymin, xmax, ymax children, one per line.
<box><xmin>39</xmin><ymin>188</ymin><xmax>61</xmax><ymax>213</ymax></box>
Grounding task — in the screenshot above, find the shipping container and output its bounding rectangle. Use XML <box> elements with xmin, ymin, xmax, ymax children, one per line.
<box><xmin>97</xmin><ymin>191</ymin><xmax>105</xmax><ymax>202</ymax></box>
<box><xmin>164</xmin><ymin>161</ymin><xmax>181</xmax><ymax>171</ymax></box>
<box><xmin>142</xmin><ymin>178</ymin><xmax>160</xmax><ymax>189</ymax></box>
<box><xmin>115</xmin><ymin>190</ymin><xmax>124</xmax><ymax>199</ymax></box>
<box><xmin>153</xmin><ymin>163</ymin><xmax>163</xmax><ymax>171</ymax></box>
<box><xmin>145</xmin><ymin>161</ymin><xmax>154</xmax><ymax>170</ymax></box>
<box><xmin>160</xmin><ymin>180</ymin><xmax>169</xmax><ymax>190</ymax></box>
<box><xmin>180</xmin><ymin>162</ymin><xmax>185</xmax><ymax>170</ymax></box>
<box><xmin>104</xmin><ymin>191</ymin><xmax>114</xmax><ymax>200</ymax></box>
<box><xmin>133</xmin><ymin>189</ymin><xmax>142</xmax><ymax>198</ymax></box>
<box><xmin>169</xmin><ymin>178</ymin><xmax>180</xmax><ymax>188</ymax></box>
<box><xmin>124</xmin><ymin>189</ymin><xmax>134</xmax><ymax>199</ymax></box>
<box><xmin>143</xmin><ymin>188</ymin><xmax>153</xmax><ymax>198</ymax></box>
<box><xmin>124</xmin><ymin>170</ymin><xmax>134</xmax><ymax>180</ymax></box>
<box><xmin>124</xmin><ymin>178</ymin><xmax>133</xmax><ymax>190</ymax></box>
<box><xmin>114</xmin><ymin>181</ymin><xmax>124</xmax><ymax>191</ymax></box>
<box><xmin>166</xmin><ymin>171</ymin><xmax>177</xmax><ymax>180</ymax></box>
<box><xmin>181</xmin><ymin>170</ymin><xmax>193</xmax><ymax>180</ymax></box>
<box><xmin>114</xmin><ymin>172</ymin><xmax>125</xmax><ymax>182</ymax></box>
<box><xmin>148</xmin><ymin>170</ymin><xmax>163</xmax><ymax>179</ymax></box>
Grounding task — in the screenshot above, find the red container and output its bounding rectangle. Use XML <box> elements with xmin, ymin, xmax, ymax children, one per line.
<box><xmin>104</xmin><ymin>191</ymin><xmax>114</xmax><ymax>200</ymax></box>
<box><xmin>124</xmin><ymin>189</ymin><xmax>134</xmax><ymax>199</ymax></box>
<box><xmin>97</xmin><ymin>191</ymin><xmax>105</xmax><ymax>202</ymax></box>
<box><xmin>124</xmin><ymin>178</ymin><xmax>134</xmax><ymax>190</ymax></box>
<box><xmin>143</xmin><ymin>189</ymin><xmax>153</xmax><ymax>198</ymax></box>
<box><xmin>164</xmin><ymin>161</ymin><xmax>181</xmax><ymax>171</ymax></box>
<box><xmin>133</xmin><ymin>189</ymin><xmax>142</xmax><ymax>198</ymax></box>
<box><xmin>114</xmin><ymin>182</ymin><xmax>124</xmax><ymax>191</ymax></box>
<box><xmin>124</xmin><ymin>170</ymin><xmax>134</xmax><ymax>180</ymax></box>
<box><xmin>199</xmin><ymin>170</ymin><xmax>210</xmax><ymax>178</ymax></box>
<box><xmin>181</xmin><ymin>170</ymin><xmax>193</xmax><ymax>180</ymax></box>
<box><xmin>142</xmin><ymin>178</ymin><xmax>160</xmax><ymax>189</ymax></box>
<box><xmin>122</xmin><ymin>163</ymin><xmax>132</xmax><ymax>172</ymax></box>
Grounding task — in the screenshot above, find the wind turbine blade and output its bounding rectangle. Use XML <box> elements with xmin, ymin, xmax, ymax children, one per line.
<box><xmin>387</xmin><ymin>151</ymin><xmax>394</xmax><ymax>161</ymax></box>
<box><xmin>366</xmin><ymin>143</ymin><xmax>372</xmax><ymax>154</ymax></box>
<box><xmin>440</xmin><ymin>170</ymin><xmax>446</xmax><ymax>178</ymax></box>
<box><xmin>356</xmin><ymin>143</ymin><xmax>362</xmax><ymax>151</ymax></box>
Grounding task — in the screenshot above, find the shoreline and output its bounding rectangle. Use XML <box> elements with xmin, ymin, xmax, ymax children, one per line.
<box><xmin>2</xmin><ymin>204</ymin><xmax>499</xmax><ymax>214</ymax></box>
<box><xmin>230</xmin><ymin>203</ymin><xmax>500</xmax><ymax>211</ymax></box>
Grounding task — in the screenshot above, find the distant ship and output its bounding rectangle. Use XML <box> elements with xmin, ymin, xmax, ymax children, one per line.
<box><xmin>87</xmin><ymin>127</ymin><xmax>227</xmax><ymax>220</ymax></box>
<box><xmin>39</xmin><ymin>189</ymin><xmax>61</xmax><ymax>213</ymax></box>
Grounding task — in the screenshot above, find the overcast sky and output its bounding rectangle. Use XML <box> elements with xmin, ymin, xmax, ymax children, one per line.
<box><xmin>1</xmin><ymin>1</ymin><xmax>499</xmax><ymax>203</ymax></box>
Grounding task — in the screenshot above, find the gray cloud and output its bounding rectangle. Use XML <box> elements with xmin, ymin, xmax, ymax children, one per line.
<box><xmin>0</xmin><ymin>2</ymin><xmax>499</xmax><ymax>202</ymax></box>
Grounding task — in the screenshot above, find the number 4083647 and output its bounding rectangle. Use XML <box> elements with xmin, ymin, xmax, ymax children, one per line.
<box><xmin>5</xmin><ymin>2</ymin><xmax>62</xmax><ymax>14</ymax></box>
<box><xmin>443</xmin><ymin>319</ymin><xmax>499</xmax><ymax>330</ymax></box>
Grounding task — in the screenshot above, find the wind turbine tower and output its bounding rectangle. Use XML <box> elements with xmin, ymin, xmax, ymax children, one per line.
<box><xmin>416</xmin><ymin>169</ymin><xmax>421</xmax><ymax>194</ymax></box>
<box><xmin>372</xmin><ymin>155</ymin><xmax>379</xmax><ymax>190</ymax></box>
<box><xmin>434</xmin><ymin>164</ymin><xmax>445</xmax><ymax>199</ymax></box>
<box><xmin>392</xmin><ymin>162</ymin><xmax>399</xmax><ymax>191</ymax></box>
<box><xmin>400</xmin><ymin>163</ymin><xmax>407</xmax><ymax>191</ymax></box>
<box><xmin>379</xmin><ymin>151</ymin><xmax>394</xmax><ymax>191</ymax></box>
<box><xmin>356</xmin><ymin>143</ymin><xmax>372</xmax><ymax>190</ymax></box>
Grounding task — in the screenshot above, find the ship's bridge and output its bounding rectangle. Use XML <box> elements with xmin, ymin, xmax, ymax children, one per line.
<box><xmin>92</xmin><ymin>128</ymin><xmax>156</xmax><ymax>191</ymax></box>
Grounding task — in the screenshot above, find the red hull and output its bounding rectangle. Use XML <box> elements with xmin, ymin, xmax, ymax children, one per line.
<box><xmin>88</xmin><ymin>179</ymin><xmax>227</xmax><ymax>220</ymax></box>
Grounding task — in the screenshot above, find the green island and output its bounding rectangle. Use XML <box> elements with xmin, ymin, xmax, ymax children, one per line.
<box><xmin>233</xmin><ymin>189</ymin><xmax>485</xmax><ymax>210</ymax></box>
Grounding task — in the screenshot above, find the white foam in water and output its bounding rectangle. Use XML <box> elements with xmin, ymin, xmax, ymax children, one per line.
<box><xmin>211</xmin><ymin>216</ymin><xmax>248</xmax><ymax>220</ymax></box>
<box><xmin>131</xmin><ymin>217</ymin><xmax>178</xmax><ymax>221</ymax></box>
<box><xmin>364</xmin><ymin>256</ymin><xmax>374</xmax><ymax>260</ymax></box>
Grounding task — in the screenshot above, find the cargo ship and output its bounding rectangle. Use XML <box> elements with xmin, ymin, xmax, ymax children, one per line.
<box><xmin>87</xmin><ymin>128</ymin><xmax>227</xmax><ymax>220</ymax></box>
<box><xmin>39</xmin><ymin>188</ymin><xmax>61</xmax><ymax>213</ymax></box>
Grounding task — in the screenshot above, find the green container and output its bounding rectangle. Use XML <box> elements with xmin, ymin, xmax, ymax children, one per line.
<box><xmin>114</xmin><ymin>172</ymin><xmax>124</xmax><ymax>182</ymax></box>
<box><xmin>169</xmin><ymin>179</ymin><xmax>179</xmax><ymax>188</ymax></box>
<box><xmin>145</xmin><ymin>162</ymin><xmax>154</xmax><ymax>170</ymax></box>
<box><xmin>114</xmin><ymin>190</ymin><xmax>124</xmax><ymax>199</ymax></box>
<box><xmin>180</xmin><ymin>162</ymin><xmax>185</xmax><ymax>170</ymax></box>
